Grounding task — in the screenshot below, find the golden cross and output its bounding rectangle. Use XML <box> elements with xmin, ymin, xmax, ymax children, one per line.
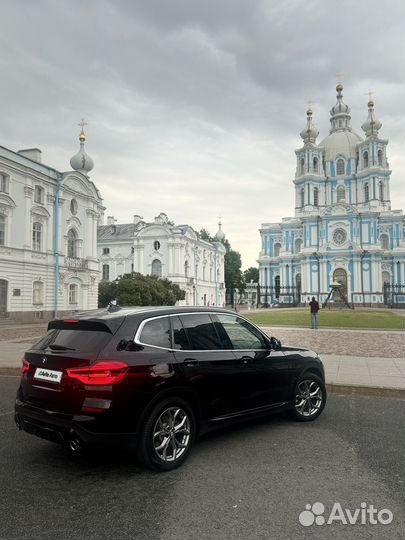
<box><xmin>335</xmin><ymin>72</ymin><xmax>344</xmax><ymax>84</ymax></box>
<box><xmin>365</xmin><ymin>89</ymin><xmax>375</xmax><ymax>101</ymax></box>
<box><xmin>78</xmin><ymin>118</ymin><xmax>88</xmax><ymax>130</ymax></box>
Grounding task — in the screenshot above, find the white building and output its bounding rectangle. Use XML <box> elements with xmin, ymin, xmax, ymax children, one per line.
<box><xmin>258</xmin><ymin>84</ymin><xmax>405</xmax><ymax>306</ymax></box>
<box><xmin>0</xmin><ymin>129</ymin><xmax>104</xmax><ymax>321</ymax></box>
<box><xmin>97</xmin><ymin>213</ymin><xmax>226</xmax><ymax>306</ymax></box>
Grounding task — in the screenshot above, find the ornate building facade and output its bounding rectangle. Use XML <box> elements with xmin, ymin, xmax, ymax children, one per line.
<box><xmin>0</xmin><ymin>129</ymin><xmax>104</xmax><ymax>321</ymax></box>
<box><xmin>97</xmin><ymin>213</ymin><xmax>226</xmax><ymax>306</ymax></box>
<box><xmin>258</xmin><ymin>84</ymin><xmax>405</xmax><ymax>305</ymax></box>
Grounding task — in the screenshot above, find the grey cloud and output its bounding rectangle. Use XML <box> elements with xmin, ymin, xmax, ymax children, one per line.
<box><xmin>0</xmin><ymin>0</ymin><xmax>404</xmax><ymax>267</ymax></box>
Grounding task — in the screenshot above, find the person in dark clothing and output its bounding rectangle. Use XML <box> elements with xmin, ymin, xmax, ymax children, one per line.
<box><xmin>309</xmin><ymin>296</ymin><xmax>320</xmax><ymax>329</ymax></box>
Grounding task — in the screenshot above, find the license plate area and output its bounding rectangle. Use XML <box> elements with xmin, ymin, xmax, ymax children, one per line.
<box><xmin>34</xmin><ymin>367</ymin><xmax>63</xmax><ymax>384</ymax></box>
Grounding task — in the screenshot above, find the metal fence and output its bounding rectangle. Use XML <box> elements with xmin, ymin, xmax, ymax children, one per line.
<box><xmin>383</xmin><ymin>284</ymin><xmax>405</xmax><ymax>307</ymax></box>
<box><xmin>257</xmin><ymin>285</ymin><xmax>300</xmax><ymax>307</ymax></box>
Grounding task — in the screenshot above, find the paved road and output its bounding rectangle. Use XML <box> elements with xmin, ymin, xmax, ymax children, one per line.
<box><xmin>1</xmin><ymin>376</ymin><xmax>404</xmax><ymax>540</ymax></box>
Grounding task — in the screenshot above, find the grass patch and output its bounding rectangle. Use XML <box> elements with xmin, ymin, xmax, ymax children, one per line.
<box><xmin>244</xmin><ymin>309</ymin><xmax>405</xmax><ymax>330</ymax></box>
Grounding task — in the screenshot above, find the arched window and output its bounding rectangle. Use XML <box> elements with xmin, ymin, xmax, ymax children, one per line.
<box><xmin>34</xmin><ymin>185</ymin><xmax>44</xmax><ymax>204</ymax></box>
<box><xmin>0</xmin><ymin>173</ymin><xmax>9</xmax><ymax>193</ymax></box>
<box><xmin>102</xmin><ymin>264</ymin><xmax>110</xmax><ymax>281</ymax></box>
<box><xmin>364</xmin><ymin>182</ymin><xmax>370</xmax><ymax>203</ymax></box>
<box><xmin>300</xmin><ymin>188</ymin><xmax>305</xmax><ymax>207</ymax></box>
<box><xmin>70</xmin><ymin>199</ymin><xmax>78</xmax><ymax>215</ymax></box>
<box><xmin>378</xmin><ymin>150</ymin><xmax>383</xmax><ymax>166</ymax></box>
<box><xmin>33</xmin><ymin>281</ymin><xmax>44</xmax><ymax>305</ymax></box>
<box><xmin>300</xmin><ymin>158</ymin><xmax>305</xmax><ymax>175</ymax></box>
<box><xmin>337</xmin><ymin>185</ymin><xmax>346</xmax><ymax>202</ymax></box>
<box><xmin>336</xmin><ymin>158</ymin><xmax>345</xmax><ymax>175</ymax></box>
<box><xmin>380</xmin><ymin>234</ymin><xmax>389</xmax><ymax>250</ymax></box>
<box><xmin>0</xmin><ymin>214</ymin><xmax>5</xmax><ymax>246</ymax></box>
<box><xmin>294</xmin><ymin>238</ymin><xmax>302</xmax><ymax>254</ymax></box>
<box><xmin>379</xmin><ymin>181</ymin><xmax>384</xmax><ymax>202</ymax></box>
<box><xmin>151</xmin><ymin>259</ymin><xmax>162</xmax><ymax>277</ymax></box>
<box><xmin>275</xmin><ymin>275</ymin><xmax>280</xmax><ymax>299</ymax></box>
<box><xmin>32</xmin><ymin>222</ymin><xmax>42</xmax><ymax>252</ymax></box>
<box><xmin>68</xmin><ymin>283</ymin><xmax>78</xmax><ymax>305</ymax></box>
<box><xmin>313</xmin><ymin>157</ymin><xmax>318</xmax><ymax>173</ymax></box>
<box><xmin>274</xmin><ymin>243</ymin><xmax>281</xmax><ymax>257</ymax></box>
<box><xmin>313</xmin><ymin>187</ymin><xmax>319</xmax><ymax>207</ymax></box>
<box><xmin>67</xmin><ymin>229</ymin><xmax>78</xmax><ymax>258</ymax></box>
<box><xmin>363</xmin><ymin>151</ymin><xmax>369</xmax><ymax>169</ymax></box>
<box><xmin>382</xmin><ymin>271</ymin><xmax>390</xmax><ymax>286</ymax></box>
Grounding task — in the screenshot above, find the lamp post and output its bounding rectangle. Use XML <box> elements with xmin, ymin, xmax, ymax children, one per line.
<box><xmin>312</xmin><ymin>251</ymin><xmax>321</xmax><ymax>301</ymax></box>
<box><xmin>360</xmin><ymin>250</ymin><xmax>368</xmax><ymax>307</ymax></box>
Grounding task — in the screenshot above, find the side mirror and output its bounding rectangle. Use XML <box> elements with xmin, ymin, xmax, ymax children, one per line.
<box><xmin>117</xmin><ymin>338</ymin><xmax>143</xmax><ymax>351</ymax></box>
<box><xmin>269</xmin><ymin>337</ymin><xmax>282</xmax><ymax>350</ymax></box>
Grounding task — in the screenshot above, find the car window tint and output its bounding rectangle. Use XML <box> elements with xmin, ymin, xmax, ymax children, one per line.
<box><xmin>32</xmin><ymin>329</ymin><xmax>111</xmax><ymax>353</ymax></box>
<box><xmin>139</xmin><ymin>317</ymin><xmax>171</xmax><ymax>349</ymax></box>
<box><xmin>171</xmin><ymin>316</ymin><xmax>191</xmax><ymax>350</ymax></box>
<box><xmin>179</xmin><ymin>314</ymin><xmax>223</xmax><ymax>350</ymax></box>
<box><xmin>217</xmin><ymin>314</ymin><xmax>267</xmax><ymax>350</ymax></box>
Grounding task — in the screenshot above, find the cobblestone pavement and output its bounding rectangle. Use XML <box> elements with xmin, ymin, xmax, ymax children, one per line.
<box><xmin>261</xmin><ymin>326</ymin><xmax>404</xmax><ymax>358</ymax></box>
<box><xmin>0</xmin><ymin>325</ymin><xmax>47</xmax><ymax>342</ymax></box>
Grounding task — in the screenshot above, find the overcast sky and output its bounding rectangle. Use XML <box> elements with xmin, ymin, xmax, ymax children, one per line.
<box><xmin>1</xmin><ymin>0</ymin><xmax>404</xmax><ymax>268</ymax></box>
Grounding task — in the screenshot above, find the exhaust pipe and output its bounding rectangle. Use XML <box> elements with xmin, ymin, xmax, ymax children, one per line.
<box><xmin>15</xmin><ymin>415</ymin><xmax>22</xmax><ymax>431</ymax></box>
<box><xmin>68</xmin><ymin>436</ymin><xmax>82</xmax><ymax>453</ymax></box>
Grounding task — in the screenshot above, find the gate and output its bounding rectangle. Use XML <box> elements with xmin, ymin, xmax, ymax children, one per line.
<box><xmin>383</xmin><ymin>284</ymin><xmax>405</xmax><ymax>307</ymax></box>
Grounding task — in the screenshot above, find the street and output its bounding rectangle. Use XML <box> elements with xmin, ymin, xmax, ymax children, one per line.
<box><xmin>1</xmin><ymin>375</ymin><xmax>404</xmax><ymax>540</ymax></box>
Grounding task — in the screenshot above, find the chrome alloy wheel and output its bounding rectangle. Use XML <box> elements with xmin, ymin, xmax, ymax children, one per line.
<box><xmin>153</xmin><ymin>407</ymin><xmax>191</xmax><ymax>462</ymax></box>
<box><xmin>294</xmin><ymin>379</ymin><xmax>323</xmax><ymax>417</ymax></box>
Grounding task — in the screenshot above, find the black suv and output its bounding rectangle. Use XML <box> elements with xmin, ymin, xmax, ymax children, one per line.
<box><xmin>15</xmin><ymin>307</ymin><xmax>326</xmax><ymax>471</ymax></box>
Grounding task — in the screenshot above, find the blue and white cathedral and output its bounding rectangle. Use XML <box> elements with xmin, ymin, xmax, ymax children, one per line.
<box><xmin>258</xmin><ymin>84</ymin><xmax>405</xmax><ymax>305</ymax></box>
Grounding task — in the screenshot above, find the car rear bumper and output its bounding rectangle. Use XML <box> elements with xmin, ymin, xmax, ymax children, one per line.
<box><xmin>15</xmin><ymin>398</ymin><xmax>138</xmax><ymax>449</ymax></box>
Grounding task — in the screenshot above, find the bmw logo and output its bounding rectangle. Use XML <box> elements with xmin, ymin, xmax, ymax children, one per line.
<box><xmin>42</xmin><ymin>357</ymin><xmax>47</xmax><ymax>364</ymax></box>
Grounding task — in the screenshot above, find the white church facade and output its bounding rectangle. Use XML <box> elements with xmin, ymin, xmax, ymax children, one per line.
<box><xmin>0</xmin><ymin>128</ymin><xmax>104</xmax><ymax>321</ymax></box>
<box><xmin>258</xmin><ymin>84</ymin><xmax>405</xmax><ymax>306</ymax></box>
<box><xmin>97</xmin><ymin>213</ymin><xmax>226</xmax><ymax>307</ymax></box>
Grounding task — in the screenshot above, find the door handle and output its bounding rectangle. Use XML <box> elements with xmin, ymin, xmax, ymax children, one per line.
<box><xmin>183</xmin><ymin>359</ymin><xmax>199</xmax><ymax>367</ymax></box>
<box><xmin>241</xmin><ymin>356</ymin><xmax>252</xmax><ymax>364</ymax></box>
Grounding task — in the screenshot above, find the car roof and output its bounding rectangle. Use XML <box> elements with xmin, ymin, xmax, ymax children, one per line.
<box><xmin>57</xmin><ymin>305</ymin><xmax>237</xmax><ymax>322</ymax></box>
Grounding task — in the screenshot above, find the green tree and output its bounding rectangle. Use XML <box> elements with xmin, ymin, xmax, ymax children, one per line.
<box><xmin>98</xmin><ymin>273</ymin><xmax>185</xmax><ymax>307</ymax></box>
<box><xmin>243</xmin><ymin>267</ymin><xmax>259</xmax><ymax>284</ymax></box>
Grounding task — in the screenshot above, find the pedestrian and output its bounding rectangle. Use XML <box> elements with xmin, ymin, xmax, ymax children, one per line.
<box><xmin>309</xmin><ymin>296</ymin><xmax>320</xmax><ymax>329</ymax></box>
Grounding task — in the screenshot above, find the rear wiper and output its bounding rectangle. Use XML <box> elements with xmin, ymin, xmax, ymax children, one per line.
<box><xmin>48</xmin><ymin>344</ymin><xmax>76</xmax><ymax>351</ymax></box>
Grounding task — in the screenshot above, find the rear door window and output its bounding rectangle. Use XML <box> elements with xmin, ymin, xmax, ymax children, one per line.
<box><xmin>171</xmin><ymin>316</ymin><xmax>191</xmax><ymax>350</ymax></box>
<box><xmin>179</xmin><ymin>314</ymin><xmax>223</xmax><ymax>350</ymax></box>
<box><xmin>139</xmin><ymin>317</ymin><xmax>171</xmax><ymax>349</ymax></box>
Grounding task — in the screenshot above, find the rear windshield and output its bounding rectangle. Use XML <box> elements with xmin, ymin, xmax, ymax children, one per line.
<box><xmin>32</xmin><ymin>329</ymin><xmax>111</xmax><ymax>353</ymax></box>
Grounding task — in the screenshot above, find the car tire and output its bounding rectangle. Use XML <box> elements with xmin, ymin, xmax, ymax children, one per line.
<box><xmin>289</xmin><ymin>373</ymin><xmax>326</xmax><ymax>422</ymax></box>
<box><xmin>137</xmin><ymin>397</ymin><xmax>196</xmax><ymax>471</ymax></box>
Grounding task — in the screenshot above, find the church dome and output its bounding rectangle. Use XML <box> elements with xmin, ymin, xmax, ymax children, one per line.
<box><xmin>70</xmin><ymin>127</ymin><xmax>94</xmax><ymax>174</ymax></box>
<box><xmin>361</xmin><ymin>99</ymin><xmax>382</xmax><ymax>137</ymax></box>
<box><xmin>300</xmin><ymin>108</ymin><xmax>319</xmax><ymax>144</ymax></box>
<box><xmin>215</xmin><ymin>220</ymin><xmax>225</xmax><ymax>242</ymax></box>
<box><xmin>319</xmin><ymin>129</ymin><xmax>363</xmax><ymax>160</ymax></box>
<box><xmin>319</xmin><ymin>84</ymin><xmax>363</xmax><ymax>160</ymax></box>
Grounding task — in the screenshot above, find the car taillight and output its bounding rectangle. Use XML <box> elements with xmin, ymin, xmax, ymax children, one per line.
<box><xmin>66</xmin><ymin>361</ymin><xmax>129</xmax><ymax>385</ymax></box>
<box><xmin>21</xmin><ymin>358</ymin><xmax>30</xmax><ymax>374</ymax></box>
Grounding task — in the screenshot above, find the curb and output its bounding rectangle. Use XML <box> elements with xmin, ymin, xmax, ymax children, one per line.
<box><xmin>1</xmin><ymin>368</ymin><xmax>404</xmax><ymax>399</ymax></box>
<box><xmin>326</xmin><ymin>382</ymin><xmax>405</xmax><ymax>399</ymax></box>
